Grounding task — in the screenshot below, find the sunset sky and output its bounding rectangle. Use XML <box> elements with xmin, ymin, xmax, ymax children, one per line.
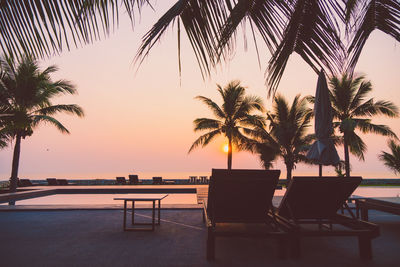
<box><xmin>0</xmin><ymin>2</ymin><xmax>399</xmax><ymax>180</ymax></box>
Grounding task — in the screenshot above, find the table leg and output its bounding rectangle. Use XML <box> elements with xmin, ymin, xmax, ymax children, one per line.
<box><xmin>158</xmin><ymin>199</ymin><xmax>161</xmax><ymax>225</ymax></box>
<box><xmin>123</xmin><ymin>200</ymin><xmax>127</xmax><ymax>231</ymax></box>
<box><xmin>152</xmin><ymin>200</ymin><xmax>155</xmax><ymax>231</ymax></box>
<box><xmin>132</xmin><ymin>200</ymin><xmax>135</xmax><ymax>224</ymax></box>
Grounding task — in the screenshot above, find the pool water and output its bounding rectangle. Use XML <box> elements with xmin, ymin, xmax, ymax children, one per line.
<box><xmin>2</xmin><ymin>193</ymin><xmax>198</xmax><ymax>205</ymax></box>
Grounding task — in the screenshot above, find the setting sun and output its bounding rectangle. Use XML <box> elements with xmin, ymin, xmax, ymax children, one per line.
<box><xmin>223</xmin><ymin>144</ymin><xmax>229</xmax><ymax>153</ymax></box>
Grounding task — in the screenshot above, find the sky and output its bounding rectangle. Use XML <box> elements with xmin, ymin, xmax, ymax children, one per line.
<box><xmin>0</xmin><ymin>2</ymin><xmax>400</xmax><ymax>180</ymax></box>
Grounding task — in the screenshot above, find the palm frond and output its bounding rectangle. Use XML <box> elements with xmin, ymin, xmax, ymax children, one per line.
<box><xmin>0</xmin><ymin>1</ymin><xmax>150</xmax><ymax>58</ymax></box>
<box><xmin>346</xmin><ymin>0</ymin><xmax>400</xmax><ymax>73</ymax></box>
<box><xmin>217</xmin><ymin>0</ymin><xmax>287</xmax><ymax>57</ymax></box>
<box><xmin>31</xmin><ymin>115</ymin><xmax>69</xmax><ymax>134</ymax></box>
<box><xmin>188</xmin><ymin>129</ymin><xmax>220</xmax><ymax>153</ymax></box>
<box><xmin>346</xmin><ymin>131</ymin><xmax>366</xmax><ymax>160</ymax></box>
<box><xmin>266</xmin><ymin>0</ymin><xmax>345</xmax><ymax>95</ymax></box>
<box><xmin>354</xmin><ymin>118</ymin><xmax>398</xmax><ymax>139</ymax></box>
<box><xmin>135</xmin><ymin>0</ymin><xmax>229</xmax><ymax>78</ymax></box>
<box><xmin>193</xmin><ymin>118</ymin><xmax>221</xmax><ymax>131</ymax></box>
<box><xmin>195</xmin><ymin>95</ymin><xmax>225</xmax><ymax>119</ymax></box>
<box><xmin>34</xmin><ymin>104</ymin><xmax>84</xmax><ymax>117</ymax></box>
<box><xmin>379</xmin><ymin>139</ymin><xmax>400</xmax><ymax>174</ymax></box>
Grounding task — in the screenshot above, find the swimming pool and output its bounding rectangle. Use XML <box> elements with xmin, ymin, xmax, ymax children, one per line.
<box><xmin>0</xmin><ymin>193</ymin><xmax>198</xmax><ymax>205</ymax></box>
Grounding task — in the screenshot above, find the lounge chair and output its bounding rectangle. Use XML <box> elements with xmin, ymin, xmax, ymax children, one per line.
<box><xmin>57</xmin><ymin>179</ymin><xmax>69</xmax><ymax>185</ymax></box>
<box><xmin>152</xmin><ymin>177</ymin><xmax>162</xmax><ymax>185</ymax></box>
<box><xmin>203</xmin><ymin>169</ymin><xmax>287</xmax><ymax>261</ymax></box>
<box><xmin>18</xmin><ymin>179</ymin><xmax>34</xmax><ymax>187</ymax></box>
<box><xmin>46</xmin><ymin>178</ymin><xmax>58</xmax><ymax>186</ymax></box>
<box><xmin>115</xmin><ymin>177</ymin><xmax>127</xmax><ymax>185</ymax></box>
<box><xmin>128</xmin><ymin>175</ymin><xmax>141</xmax><ymax>185</ymax></box>
<box><xmin>199</xmin><ymin>176</ymin><xmax>208</xmax><ymax>184</ymax></box>
<box><xmin>189</xmin><ymin>176</ymin><xmax>197</xmax><ymax>184</ymax></box>
<box><xmin>274</xmin><ymin>176</ymin><xmax>380</xmax><ymax>259</ymax></box>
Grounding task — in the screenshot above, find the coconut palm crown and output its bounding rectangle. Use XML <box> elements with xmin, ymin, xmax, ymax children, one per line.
<box><xmin>328</xmin><ymin>74</ymin><xmax>399</xmax><ymax>176</ymax></box>
<box><xmin>242</xmin><ymin>94</ymin><xmax>313</xmax><ymax>180</ymax></box>
<box><xmin>379</xmin><ymin>140</ymin><xmax>400</xmax><ymax>175</ymax></box>
<box><xmin>189</xmin><ymin>80</ymin><xmax>265</xmax><ymax>169</ymax></box>
<box><xmin>0</xmin><ymin>55</ymin><xmax>84</xmax><ymax>192</ymax></box>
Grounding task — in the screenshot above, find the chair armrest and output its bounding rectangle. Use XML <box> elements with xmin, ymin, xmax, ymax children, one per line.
<box><xmin>201</xmin><ymin>199</ymin><xmax>212</xmax><ymax>228</ymax></box>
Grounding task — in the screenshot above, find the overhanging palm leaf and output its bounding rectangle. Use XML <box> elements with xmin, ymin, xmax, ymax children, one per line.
<box><xmin>0</xmin><ymin>0</ymin><xmax>151</xmax><ymax>58</ymax></box>
<box><xmin>135</xmin><ymin>0</ymin><xmax>229</xmax><ymax>78</ymax></box>
<box><xmin>345</xmin><ymin>0</ymin><xmax>400</xmax><ymax>72</ymax></box>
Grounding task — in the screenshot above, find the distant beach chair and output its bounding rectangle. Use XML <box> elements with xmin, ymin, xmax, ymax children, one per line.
<box><xmin>152</xmin><ymin>177</ymin><xmax>163</xmax><ymax>185</ymax></box>
<box><xmin>189</xmin><ymin>176</ymin><xmax>197</xmax><ymax>184</ymax></box>
<box><xmin>203</xmin><ymin>169</ymin><xmax>286</xmax><ymax>261</ymax></box>
<box><xmin>115</xmin><ymin>177</ymin><xmax>127</xmax><ymax>185</ymax></box>
<box><xmin>46</xmin><ymin>178</ymin><xmax>58</xmax><ymax>186</ymax></box>
<box><xmin>199</xmin><ymin>176</ymin><xmax>208</xmax><ymax>184</ymax></box>
<box><xmin>57</xmin><ymin>179</ymin><xmax>69</xmax><ymax>185</ymax></box>
<box><xmin>18</xmin><ymin>179</ymin><xmax>34</xmax><ymax>187</ymax></box>
<box><xmin>128</xmin><ymin>175</ymin><xmax>141</xmax><ymax>185</ymax></box>
<box><xmin>274</xmin><ymin>176</ymin><xmax>380</xmax><ymax>259</ymax></box>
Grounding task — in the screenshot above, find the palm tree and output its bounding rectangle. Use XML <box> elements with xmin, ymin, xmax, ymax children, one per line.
<box><xmin>379</xmin><ymin>140</ymin><xmax>400</xmax><ymax>175</ymax></box>
<box><xmin>329</xmin><ymin>74</ymin><xmax>399</xmax><ymax>177</ymax></box>
<box><xmin>243</xmin><ymin>94</ymin><xmax>313</xmax><ymax>180</ymax></box>
<box><xmin>189</xmin><ymin>80</ymin><xmax>264</xmax><ymax>169</ymax></box>
<box><xmin>0</xmin><ymin>1</ymin><xmax>398</xmax><ymax>94</ymax></box>
<box><xmin>0</xmin><ymin>55</ymin><xmax>84</xmax><ymax>192</ymax></box>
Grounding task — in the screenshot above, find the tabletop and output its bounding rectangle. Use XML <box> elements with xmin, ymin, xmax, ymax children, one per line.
<box><xmin>114</xmin><ymin>194</ymin><xmax>169</xmax><ymax>201</ymax></box>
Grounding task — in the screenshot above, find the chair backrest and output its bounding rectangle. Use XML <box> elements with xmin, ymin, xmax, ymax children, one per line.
<box><xmin>116</xmin><ymin>177</ymin><xmax>126</xmax><ymax>185</ymax></box>
<box><xmin>128</xmin><ymin>175</ymin><xmax>139</xmax><ymax>185</ymax></box>
<box><xmin>207</xmin><ymin>169</ymin><xmax>280</xmax><ymax>223</ymax></box>
<box><xmin>57</xmin><ymin>179</ymin><xmax>68</xmax><ymax>185</ymax></box>
<box><xmin>278</xmin><ymin>176</ymin><xmax>362</xmax><ymax>220</ymax></box>
<box><xmin>47</xmin><ymin>178</ymin><xmax>58</xmax><ymax>186</ymax></box>
<box><xmin>153</xmin><ymin>177</ymin><xmax>162</xmax><ymax>185</ymax></box>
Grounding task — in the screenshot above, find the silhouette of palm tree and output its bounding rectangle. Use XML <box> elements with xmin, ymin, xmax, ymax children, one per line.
<box><xmin>0</xmin><ymin>55</ymin><xmax>84</xmax><ymax>192</ymax></box>
<box><xmin>189</xmin><ymin>80</ymin><xmax>264</xmax><ymax>169</ymax></box>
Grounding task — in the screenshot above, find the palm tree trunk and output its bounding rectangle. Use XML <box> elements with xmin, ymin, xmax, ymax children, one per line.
<box><xmin>343</xmin><ymin>134</ymin><xmax>350</xmax><ymax>177</ymax></box>
<box><xmin>227</xmin><ymin>137</ymin><xmax>232</xmax><ymax>170</ymax></box>
<box><xmin>286</xmin><ymin>163</ymin><xmax>292</xmax><ymax>181</ymax></box>
<box><xmin>9</xmin><ymin>133</ymin><xmax>22</xmax><ymax>192</ymax></box>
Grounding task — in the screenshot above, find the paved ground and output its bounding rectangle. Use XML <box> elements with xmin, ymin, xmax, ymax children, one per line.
<box><xmin>0</xmin><ymin>209</ymin><xmax>399</xmax><ymax>267</ymax></box>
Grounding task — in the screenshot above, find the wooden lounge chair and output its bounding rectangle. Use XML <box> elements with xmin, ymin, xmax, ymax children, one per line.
<box><xmin>115</xmin><ymin>177</ymin><xmax>127</xmax><ymax>185</ymax></box>
<box><xmin>46</xmin><ymin>178</ymin><xmax>58</xmax><ymax>186</ymax></box>
<box><xmin>203</xmin><ymin>169</ymin><xmax>287</xmax><ymax>261</ymax></box>
<box><xmin>128</xmin><ymin>175</ymin><xmax>142</xmax><ymax>185</ymax></box>
<box><xmin>274</xmin><ymin>176</ymin><xmax>380</xmax><ymax>260</ymax></box>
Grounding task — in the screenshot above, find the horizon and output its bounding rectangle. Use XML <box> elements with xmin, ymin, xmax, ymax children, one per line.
<box><xmin>1</xmin><ymin>1</ymin><xmax>400</xmax><ymax>180</ymax></box>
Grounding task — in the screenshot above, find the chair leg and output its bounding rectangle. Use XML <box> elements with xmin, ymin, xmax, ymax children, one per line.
<box><xmin>290</xmin><ymin>236</ymin><xmax>301</xmax><ymax>259</ymax></box>
<box><xmin>359</xmin><ymin>236</ymin><xmax>373</xmax><ymax>260</ymax></box>
<box><xmin>206</xmin><ymin>228</ymin><xmax>215</xmax><ymax>261</ymax></box>
<box><xmin>277</xmin><ymin>237</ymin><xmax>287</xmax><ymax>259</ymax></box>
<box><xmin>361</xmin><ymin>208</ymin><xmax>369</xmax><ymax>221</ymax></box>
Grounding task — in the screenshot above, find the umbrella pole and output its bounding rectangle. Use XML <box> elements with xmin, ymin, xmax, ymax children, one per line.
<box><xmin>319</xmin><ymin>164</ymin><xmax>322</xmax><ymax>177</ymax></box>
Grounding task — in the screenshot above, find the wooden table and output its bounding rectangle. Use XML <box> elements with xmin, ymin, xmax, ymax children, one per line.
<box><xmin>114</xmin><ymin>194</ymin><xmax>168</xmax><ymax>231</ymax></box>
<box><xmin>356</xmin><ymin>197</ymin><xmax>400</xmax><ymax>221</ymax></box>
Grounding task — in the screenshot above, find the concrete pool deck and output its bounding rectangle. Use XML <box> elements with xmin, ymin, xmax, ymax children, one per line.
<box><xmin>0</xmin><ymin>209</ymin><xmax>399</xmax><ymax>266</ymax></box>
